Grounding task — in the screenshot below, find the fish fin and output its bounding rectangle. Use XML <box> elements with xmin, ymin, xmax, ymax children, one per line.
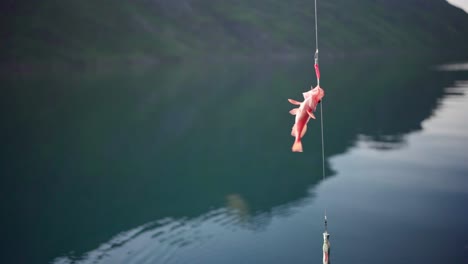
<box><xmin>291</xmin><ymin>124</ymin><xmax>297</xmax><ymax>137</ymax></box>
<box><xmin>292</xmin><ymin>140</ymin><xmax>303</xmax><ymax>152</ymax></box>
<box><xmin>307</xmin><ymin>109</ymin><xmax>316</xmax><ymax>119</ymax></box>
<box><xmin>301</xmin><ymin>124</ymin><xmax>307</xmax><ymax>137</ymax></box>
<box><xmin>289</xmin><ymin>108</ymin><xmax>299</xmax><ymax>115</ymax></box>
<box><xmin>303</xmin><ymin>90</ymin><xmax>313</xmax><ymax>99</ymax></box>
<box><xmin>288</xmin><ymin>99</ymin><xmax>301</xmax><ymax>105</ymax></box>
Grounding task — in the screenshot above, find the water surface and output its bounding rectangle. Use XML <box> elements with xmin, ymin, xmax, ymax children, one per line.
<box><xmin>1</xmin><ymin>57</ymin><xmax>468</xmax><ymax>263</ymax></box>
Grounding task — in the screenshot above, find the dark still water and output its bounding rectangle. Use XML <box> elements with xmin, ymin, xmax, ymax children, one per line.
<box><xmin>1</xmin><ymin>56</ymin><xmax>468</xmax><ymax>264</ymax></box>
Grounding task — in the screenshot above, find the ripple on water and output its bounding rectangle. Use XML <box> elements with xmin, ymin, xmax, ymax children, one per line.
<box><xmin>50</xmin><ymin>206</ymin><xmax>256</xmax><ymax>264</ymax></box>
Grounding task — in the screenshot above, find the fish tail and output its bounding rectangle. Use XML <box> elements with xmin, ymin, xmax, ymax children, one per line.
<box><xmin>292</xmin><ymin>139</ymin><xmax>303</xmax><ymax>152</ymax></box>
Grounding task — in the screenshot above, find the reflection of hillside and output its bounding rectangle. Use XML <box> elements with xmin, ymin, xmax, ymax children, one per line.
<box><xmin>324</xmin><ymin>57</ymin><xmax>468</xmax><ymax>152</ymax></box>
<box><xmin>52</xmin><ymin>194</ymin><xmax>312</xmax><ymax>264</ymax></box>
<box><xmin>2</xmin><ymin>57</ymin><xmax>467</xmax><ymax>263</ymax></box>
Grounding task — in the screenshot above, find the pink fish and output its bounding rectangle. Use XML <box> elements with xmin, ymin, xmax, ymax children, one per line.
<box><xmin>288</xmin><ymin>85</ymin><xmax>325</xmax><ymax>152</ymax></box>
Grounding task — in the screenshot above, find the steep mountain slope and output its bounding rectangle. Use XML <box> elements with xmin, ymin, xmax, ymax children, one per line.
<box><xmin>2</xmin><ymin>0</ymin><xmax>468</xmax><ymax>63</ymax></box>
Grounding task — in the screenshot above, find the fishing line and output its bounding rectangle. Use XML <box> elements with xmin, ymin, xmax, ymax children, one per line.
<box><xmin>314</xmin><ymin>2</ymin><xmax>331</xmax><ymax>263</ymax></box>
<box><xmin>311</xmin><ymin>0</ymin><xmax>330</xmax><ymax>264</ymax></box>
<box><xmin>315</xmin><ymin>0</ymin><xmax>319</xmax><ymax>56</ymax></box>
<box><xmin>314</xmin><ymin>0</ymin><xmax>326</xmax><ymax>221</ymax></box>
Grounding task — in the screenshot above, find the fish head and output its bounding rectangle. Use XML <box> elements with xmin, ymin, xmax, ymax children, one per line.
<box><xmin>315</xmin><ymin>86</ymin><xmax>325</xmax><ymax>102</ymax></box>
<box><xmin>305</xmin><ymin>85</ymin><xmax>325</xmax><ymax>107</ymax></box>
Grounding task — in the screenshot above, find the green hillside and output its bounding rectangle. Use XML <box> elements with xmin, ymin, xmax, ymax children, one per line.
<box><xmin>2</xmin><ymin>0</ymin><xmax>468</xmax><ymax>63</ymax></box>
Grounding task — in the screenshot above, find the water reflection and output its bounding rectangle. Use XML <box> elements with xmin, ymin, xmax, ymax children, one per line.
<box><xmin>2</xmin><ymin>58</ymin><xmax>468</xmax><ymax>263</ymax></box>
<box><xmin>226</xmin><ymin>194</ymin><xmax>250</xmax><ymax>224</ymax></box>
<box><xmin>358</xmin><ymin>134</ymin><xmax>406</xmax><ymax>150</ymax></box>
<box><xmin>323</xmin><ymin>72</ymin><xmax>468</xmax><ymax>264</ymax></box>
<box><xmin>437</xmin><ymin>62</ymin><xmax>468</xmax><ymax>71</ymax></box>
<box><xmin>52</xmin><ymin>196</ymin><xmax>314</xmax><ymax>264</ymax></box>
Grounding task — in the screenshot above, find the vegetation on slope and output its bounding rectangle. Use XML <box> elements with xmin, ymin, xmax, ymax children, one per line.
<box><xmin>2</xmin><ymin>0</ymin><xmax>468</xmax><ymax>63</ymax></box>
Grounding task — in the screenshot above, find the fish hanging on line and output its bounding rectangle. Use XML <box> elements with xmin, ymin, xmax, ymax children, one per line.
<box><xmin>288</xmin><ymin>85</ymin><xmax>324</xmax><ymax>152</ymax></box>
